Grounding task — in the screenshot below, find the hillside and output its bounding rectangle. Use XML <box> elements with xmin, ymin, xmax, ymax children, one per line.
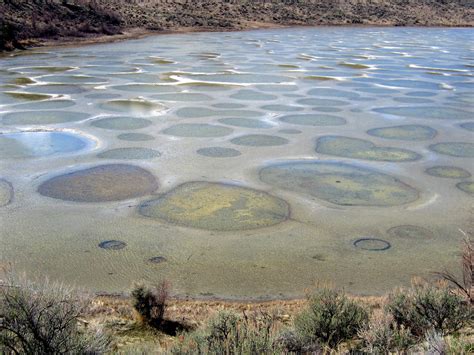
<box><xmin>1</xmin><ymin>0</ymin><xmax>473</xmax><ymax>50</ymax></box>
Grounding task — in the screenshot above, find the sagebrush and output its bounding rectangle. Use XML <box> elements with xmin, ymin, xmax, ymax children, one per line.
<box><xmin>0</xmin><ymin>274</ymin><xmax>109</xmax><ymax>354</ymax></box>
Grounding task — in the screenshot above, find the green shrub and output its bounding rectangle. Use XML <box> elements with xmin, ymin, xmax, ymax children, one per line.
<box><xmin>358</xmin><ymin>311</ymin><xmax>415</xmax><ymax>353</ymax></box>
<box><xmin>0</xmin><ymin>275</ymin><xmax>109</xmax><ymax>354</ymax></box>
<box><xmin>131</xmin><ymin>281</ymin><xmax>170</xmax><ymax>328</ymax></box>
<box><xmin>170</xmin><ymin>311</ymin><xmax>282</xmax><ymax>354</ymax></box>
<box><xmin>274</xmin><ymin>328</ymin><xmax>322</xmax><ymax>353</ymax></box>
<box><xmin>294</xmin><ymin>287</ymin><xmax>369</xmax><ymax>349</ymax></box>
<box><xmin>386</xmin><ymin>282</ymin><xmax>472</xmax><ymax>337</ymax></box>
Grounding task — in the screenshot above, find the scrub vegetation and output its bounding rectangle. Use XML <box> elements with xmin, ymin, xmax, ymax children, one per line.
<box><xmin>1</xmin><ymin>237</ymin><xmax>472</xmax><ymax>353</ymax></box>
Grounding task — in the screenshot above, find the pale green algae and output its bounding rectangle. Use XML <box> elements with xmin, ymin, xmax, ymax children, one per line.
<box><xmin>425</xmin><ymin>166</ymin><xmax>471</xmax><ymax>179</ymax></box>
<box><xmin>259</xmin><ymin>161</ymin><xmax>419</xmax><ymax>206</ymax></box>
<box><xmin>162</xmin><ymin>124</ymin><xmax>233</xmax><ymax>137</ymax></box>
<box><xmin>2</xmin><ymin>111</ymin><xmax>90</xmax><ymax>125</ymax></box>
<box><xmin>230</xmin><ymin>134</ymin><xmax>289</xmax><ymax>146</ymax></box>
<box><xmin>0</xmin><ymin>179</ymin><xmax>13</xmax><ymax>207</ymax></box>
<box><xmin>91</xmin><ymin>117</ymin><xmax>153</xmax><ymax>130</ymax></box>
<box><xmin>387</xmin><ymin>225</ymin><xmax>433</xmax><ymax>239</ymax></box>
<box><xmin>373</xmin><ymin>106</ymin><xmax>472</xmax><ymax>120</ymax></box>
<box><xmin>315</xmin><ymin>136</ymin><xmax>421</xmax><ymax>162</ymax></box>
<box><xmin>367</xmin><ymin>125</ymin><xmax>437</xmax><ymax>141</ymax></box>
<box><xmin>97</xmin><ymin>148</ymin><xmax>161</xmax><ymax>160</ymax></box>
<box><xmin>2</xmin><ymin>91</ymin><xmax>52</xmax><ymax>101</ymax></box>
<box><xmin>10</xmin><ymin>77</ymin><xmax>36</xmax><ymax>85</ymax></box>
<box><xmin>38</xmin><ymin>164</ymin><xmax>158</xmax><ymax>202</ymax></box>
<box><xmin>196</xmin><ymin>147</ymin><xmax>242</xmax><ymax>158</ymax></box>
<box><xmin>456</xmin><ymin>181</ymin><xmax>474</xmax><ymax>194</ymax></box>
<box><xmin>139</xmin><ymin>182</ymin><xmax>289</xmax><ymax>231</ymax></box>
<box><xmin>279</xmin><ymin>114</ymin><xmax>346</xmax><ymax>126</ymax></box>
<box><xmin>428</xmin><ymin>142</ymin><xmax>474</xmax><ymax>158</ymax></box>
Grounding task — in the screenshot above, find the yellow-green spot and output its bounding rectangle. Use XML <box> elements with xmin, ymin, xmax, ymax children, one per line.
<box><xmin>139</xmin><ymin>182</ymin><xmax>289</xmax><ymax>231</ymax></box>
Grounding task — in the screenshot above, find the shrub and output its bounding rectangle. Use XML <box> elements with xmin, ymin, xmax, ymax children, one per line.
<box><xmin>0</xmin><ymin>274</ymin><xmax>110</xmax><ymax>354</ymax></box>
<box><xmin>170</xmin><ymin>310</ymin><xmax>282</xmax><ymax>354</ymax></box>
<box><xmin>358</xmin><ymin>310</ymin><xmax>415</xmax><ymax>353</ymax></box>
<box><xmin>131</xmin><ymin>281</ymin><xmax>170</xmax><ymax>327</ymax></box>
<box><xmin>274</xmin><ymin>328</ymin><xmax>322</xmax><ymax>353</ymax></box>
<box><xmin>386</xmin><ymin>281</ymin><xmax>472</xmax><ymax>337</ymax></box>
<box><xmin>434</xmin><ymin>234</ymin><xmax>473</xmax><ymax>304</ymax></box>
<box><xmin>294</xmin><ymin>287</ymin><xmax>369</xmax><ymax>349</ymax></box>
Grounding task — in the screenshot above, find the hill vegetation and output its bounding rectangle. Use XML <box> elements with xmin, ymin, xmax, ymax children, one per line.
<box><xmin>1</xmin><ymin>0</ymin><xmax>473</xmax><ymax>51</ymax></box>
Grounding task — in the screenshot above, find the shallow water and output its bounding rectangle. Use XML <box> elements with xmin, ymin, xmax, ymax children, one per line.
<box><xmin>1</xmin><ymin>27</ymin><xmax>473</xmax><ymax>299</ymax></box>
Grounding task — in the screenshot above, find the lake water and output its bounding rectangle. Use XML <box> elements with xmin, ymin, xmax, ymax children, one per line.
<box><xmin>0</xmin><ymin>27</ymin><xmax>473</xmax><ymax>299</ymax></box>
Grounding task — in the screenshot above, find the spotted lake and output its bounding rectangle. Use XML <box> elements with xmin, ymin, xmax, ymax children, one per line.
<box><xmin>1</xmin><ymin>28</ymin><xmax>473</xmax><ymax>299</ymax></box>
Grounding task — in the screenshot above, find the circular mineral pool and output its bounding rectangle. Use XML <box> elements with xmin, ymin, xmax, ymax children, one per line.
<box><xmin>367</xmin><ymin>125</ymin><xmax>437</xmax><ymax>141</ymax></box>
<box><xmin>0</xmin><ymin>131</ymin><xmax>92</xmax><ymax>159</ymax></box>
<box><xmin>456</xmin><ymin>181</ymin><xmax>474</xmax><ymax>195</ymax></box>
<box><xmin>387</xmin><ymin>225</ymin><xmax>432</xmax><ymax>239</ymax></box>
<box><xmin>218</xmin><ymin>117</ymin><xmax>273</xmax><ymax>129</ymax></box>
<box><xmin>280</xmin><ymin>114</ymin><xmax>346</xmax><ymax>126</ymax></box>
<box><xmin>14</xmin><ymin>99</ymin><xmax>76</xmax><ymax>110</ymax></box>
<box><xmin>230</xmin><ymin>134</ymin><xmax>289</xmax><ymax>147</ymax></box>
<box><xmin>38</xmin><ymin>164</ymin><xmax>158</xmax><ymax>202</ymax></box>
<box><xmin>2</xmin><ymin>111</ymin><xmax>90</xmax><ymax>125</ymax></box>
<box><xmin>99</xmin><ymin>99</ymin><xmax>166</xmax><ymax>114</ymax></box>
<box><xmin>98</xmin><ymin>240</ymin><xmax>127</xmax><ymax>250</ymax></box>
<box><xmin>373</xmin><ymin>106</ymin><xmax>472</xmax><ymax>120</ymax></box>
<box><xmin>459</xmin><ymin>122</ymin><xmax>474</xmax><ymax>132</ymax></box>
<box><xmin>230</xmin><ymin>89</ymin><xmax>278</xmax><ymax>101</ymax></box>
<box><xmin>425</xmin><ymin>166</ymin><xmax>471</xmax><ymax>179</ymax></box>
<box><xmin>196</xmin><ymin>147</ymin><xmax>242</xmax><ymax>158</ymax></box>
<box><xmin>259</xmin><ymin>160</ymin><xmax>419</xmax><ymax>207</ymax></box>
<box><xmin>117</xmin><ymin>133</ymin><xmax>155</xmax><ymax>141</ymax></box>
<box><xmin>148</xmin><ymin>256</ymin><xmax>167</xmax><ymax>264</ymax></box>
<box><xmin>315</xmin><ymin>136</ymin><xmax>421</xmax><ymax>162</ymax></box>
<box><xmin>428</xmin><ymin>142</ymin><xmax>474</xmax><ymax>158</ymax></box>
<box><xmin>353</xmin><ymin>238</ymin><xmax>391</xmax><ymax>251</ymax></box>
<box><xmin>97</xmin><ymin>148</ymin><xmax>161</xmax><ymax>160</ymax></box>
<box><xmin>91</xmin><ymin>116</ymin><xmax>153</xmax><ymax>130</ymax></box>
<box><xmin>139</xmin><ymin>181</ymin><xmax>289</xmax><ymax>231</ymax></box>
<box><xmin>162</xmin><ymin>124</ymin><xmax>233</xmax><ymax>137</ymax></box>
<box><xmin>0</xmin><ymin>179</ymin><xmax>13</xmax><ymax>207</ymax></box>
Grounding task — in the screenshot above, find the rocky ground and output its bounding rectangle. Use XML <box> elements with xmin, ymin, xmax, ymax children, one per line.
<box><xmin>1</xmin><ymin>0</ymin><xmax>473</xmax><ymax>51</ymax></box>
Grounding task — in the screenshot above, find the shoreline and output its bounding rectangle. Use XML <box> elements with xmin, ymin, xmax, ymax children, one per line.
<box><xmin>7</xmin><ymin>23</ymin><xmax>474</xmax><ymax>54</ymax></box>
